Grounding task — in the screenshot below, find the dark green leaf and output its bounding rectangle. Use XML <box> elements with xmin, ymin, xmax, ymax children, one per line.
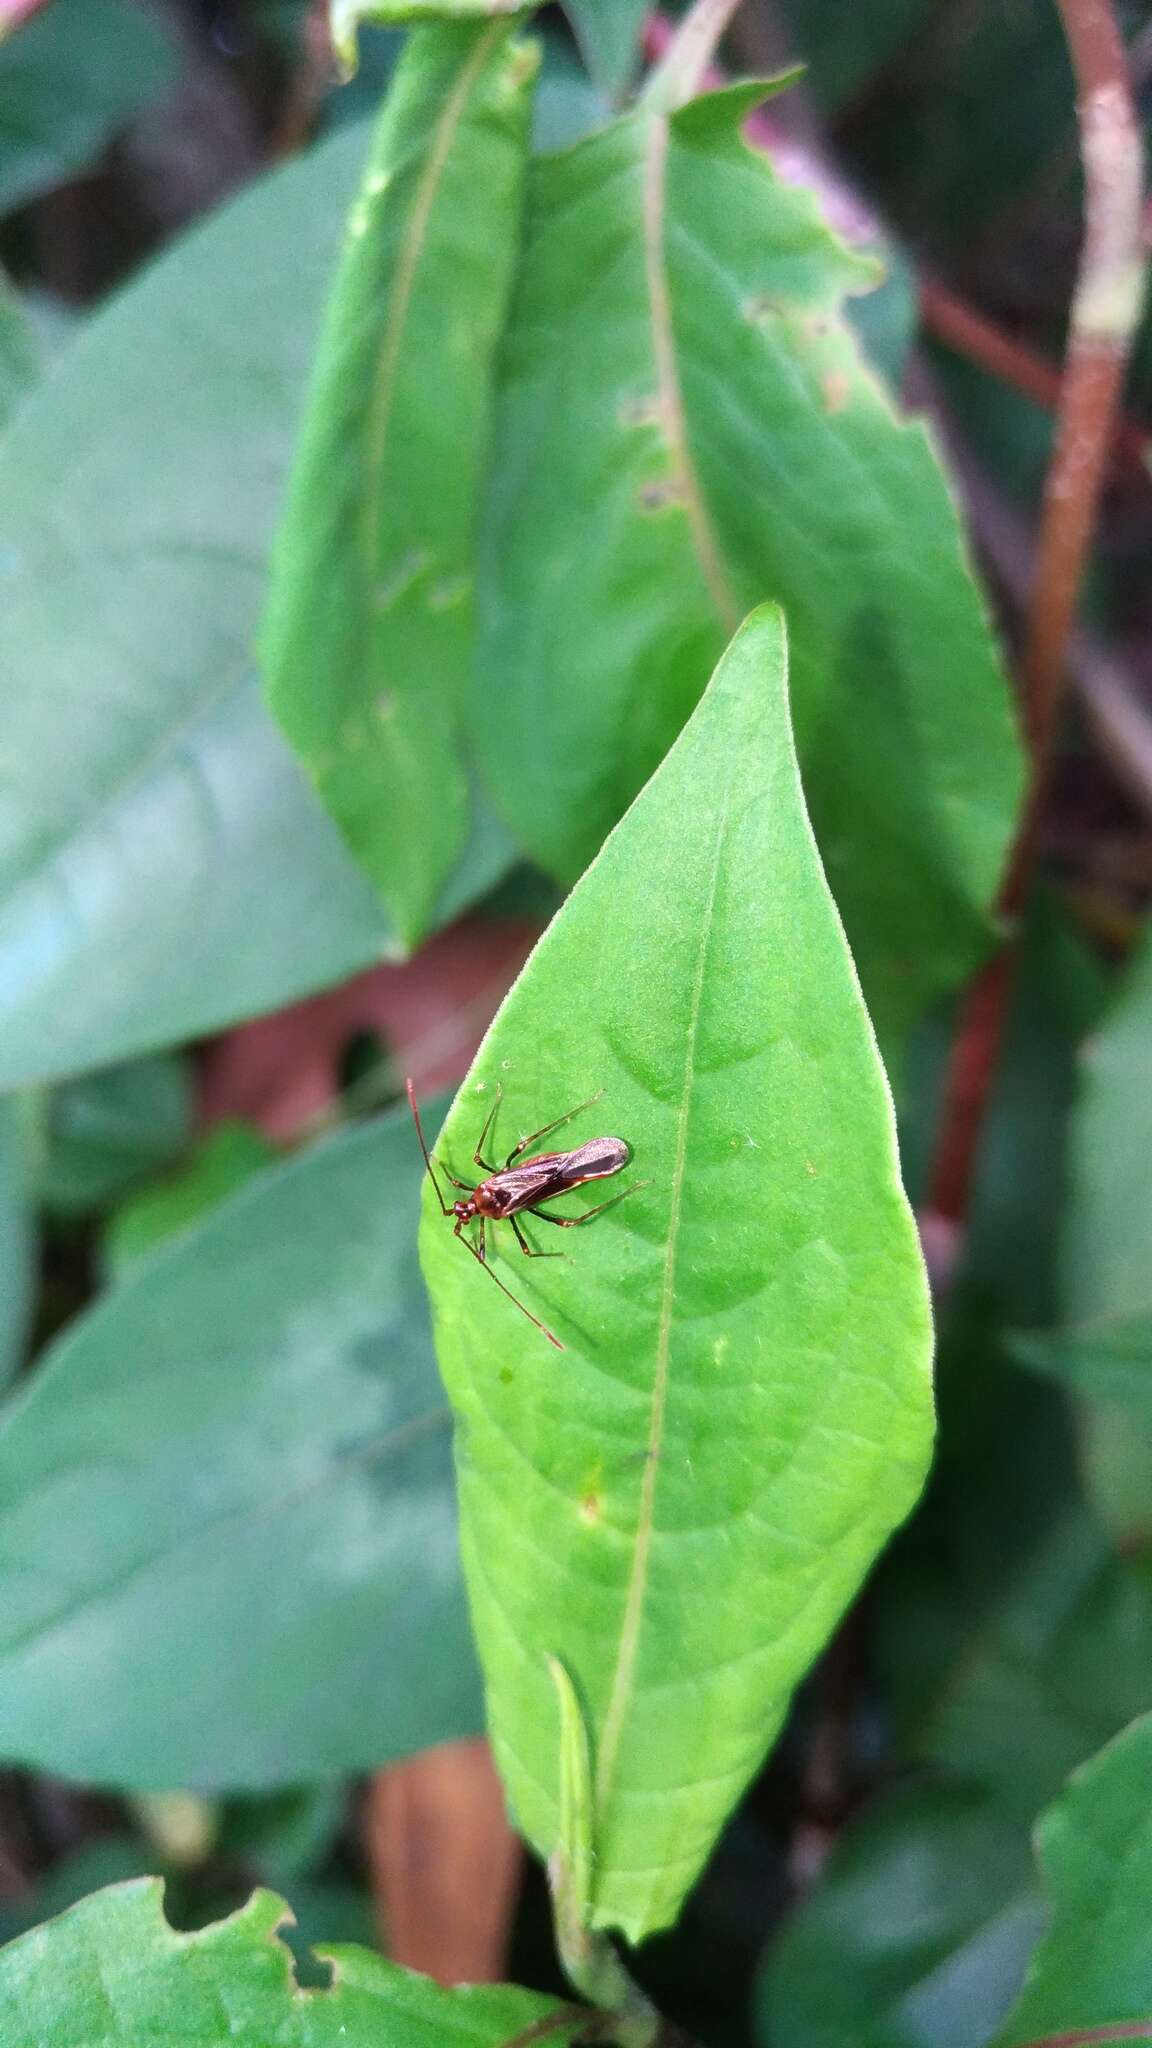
<box><xmin>1014</xmin><ymin>922</ymin><xmax>1152</xmax><ymax>1546</ymax></box>
<box><xmin>0</xmin><ymin>271</ymin><xmax>36</xmax><ymax>426</ymax></box>
<box><xmin>25</xmin><ymin>1052</ymin><xmax>192</xmax><ymax>1216</ymax></box>
<box><xmin>564</xmin><ymin>0</ymin><xmax>647</xmax><ymax>96</ymax></box>
<box><xmin>0</xmin><ymin>0</ymin><xmax>178</xmax><ymax>215</ymax></box>
<box><xmin>104</xmin><ymin>1121</ymin><xmax>279</xmax><ymax>1280</ymax></box>
<box><xmin>886</xmin><ymin>1501</ymin><xmax>1152</xmax><ymax>1824</ymax></box>
<box><xmin>0</xmin><ymin>122</ymin><xmax>513</xmax><ymax>1091</ymax></box>
<box><xmin>759</xmin><ymin>1781</ymin><xmax>1045</xmax><ymax>2048</ymax></box>
<box><xmin>773</xmin><ymin>0</ymin><xmax>933</xmax><ymax>111</ymax></box>
<box><xmin>994</xmin><ymin>1712</ymin><xmax>1152</xmax><ymax>2045</ymax></box>
<box><xmin>0</xmin><ymin>1879</ymin><xmax>574</xmax><ymax>2048</ymax></box>
<box><xmin>0</xmin><ymin>1099</ymin><xmax>33</xmax><ymax>1391</ymax></box>
<box><xmin>264</xmin><ymin>21</ymin><xmax>535</xmax><ymax>944</ymax></box>
<box><xmin>474</xmin><ymin>80</ymin><xmax>1022</xmax><ymax>1056</ymax></box>
<box><xmin>422</xmin><ymin>608</ymin><xmax>934</xmax><ymax>1941</ymax></box>
<box><xmin>0</xmin><ymin>1104</ymin><xmax>479</xmax><ymax>1788</ymax></box>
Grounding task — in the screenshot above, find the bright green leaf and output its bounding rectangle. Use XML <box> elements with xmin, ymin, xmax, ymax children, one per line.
<box><xmin>563</xmin><ymin>0</ymin><xmax>647</xmax><ymax>96</ymax></box>
<box><xmin>474</xmin><ymin>80</ymin><xmax>1023</xmax><ymax>1056</ymax></box>
<box><xmin>264</xmin><ymin>21</ymin><xmax>535</xmax><ymax>944</ymax></box>
<box><xmin>0</xmin><ymin>1099</ymin><xmax>33</xmax><ymax>1392</ymax></box>
<box><xmin>422</xmin><ymin>608</ymin><xmax>934</xmax><ymax>1941</ymax></box>
<box><xmin>0</xmin><ymin>1104</ymin><xmax>479</xmax><ymax>1788</ymax></box>
<box><xmin>0</xmin><ymin>123</ymin><xmax>513</xmax><ymax>1092</ymax></box>
<box><xmin>104</xmin><ymin>1120</ymin><xmax>279</xmax><ymax>1280</ymax></box>
<box><xmin>0</xmin><ymin>1879</ymin><xmax>575</xmax><ymax>2048</ymax></box>
<box><xmin>25</xmin><ymin>1052</ymin><xmax>193</xmax><ymax>1216</ymax></box>
<box><xmin>994</xmin><ymin>1712</ymin><xmax>1152</xmax><ymax>2045</ymax></box>
<box><xmin>759</xmin><ymin>1780</ymin><xmax>1045</xmax><ymax>2048</ymax></box>
<box><xmin>0</xmin><ymin>0</ymin><xmax>177</xmax><ymax>215</ymax></box>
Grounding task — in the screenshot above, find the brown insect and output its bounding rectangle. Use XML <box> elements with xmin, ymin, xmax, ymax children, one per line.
<box><xmin>406</xmin><ymin>1078</ymin><xmax>647</xmax><ymax>1351</ymax></box>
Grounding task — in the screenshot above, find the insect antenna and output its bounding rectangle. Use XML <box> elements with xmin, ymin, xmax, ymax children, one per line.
<box><xmin>405</xmin><ymin>1078</ymin><xmax>452</xmax><ymax>1215</ymax></box>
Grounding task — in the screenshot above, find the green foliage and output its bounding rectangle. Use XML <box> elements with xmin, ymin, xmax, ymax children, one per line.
<box><xmin>474</xmin><ymin>77</ymin><xmax>1022</xmax><ymax>1057</ymax></box>
<box><xmin>331</xmin><ymin>0</ymin><xmax>538</xmax><ymax>80</ymax></box>
<box><xmin>104</xmin><ymin>1121</ymin><xmax>279</xmax><ymax>1280</ymax></box>
<box><xmin>0</xmin><ymin>1879</ymin><xmax>575</xmax><ymax>2048</ymax></box>
<box><xmin>760</xmin><ymin>1781</ymin><xmax>1044</xmax><ymax>2048</ymax></box>
<box><xmin>23</xmin><ymin>1054</ymin><xmax>193</xmax><ymax>1216</ymax></box>
<box><xmin>421</xmin><ymin>610</ymin><xmax>933</xmax><ymax>1941</ymax></box>
<box><xmin>0</xmin><ymin>1100</ymin><xmax>33</xmax><ymax>1391</ymax></box>
<box><xmin>994</xmin><ymin>1713</ymin><xmax>1152</xmax><ymax>2044</ymax></box>
<box><xmin>0</xmin><ymin>121</ymin><xmax>512</xmax><ymax>1093</ymax></box>
<box><xmin>0</xmin><ymin>273</ymin><xmax>36</xmax><ymax>426</ymax></box>
<box><xmin>265</xmin><ymin>22</ymin><xmax>536</xmax><ymax>943</ymax></box>
<box><xmin>0</xmin><ymin>1105</ymin><xmax>479</xmax><ymax>1787</ymax></box>
<box><xmin>1016</xmin><ymin>920</ymin><xmax>1152</xmax><ymax>1547</ymax></box>
<box><xmin>564</xmin><ymin>0</ymin><xmax>648</xmax><ymax>95</ymax></box>
<box><xmin>0</xmin><ymin>0</ymin><xmax>177</xmax><ymax>216</ymax></box>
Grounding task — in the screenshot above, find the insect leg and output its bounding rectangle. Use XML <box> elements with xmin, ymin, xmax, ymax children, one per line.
<box><xmin>472</xmin><ymin>1086</ymin><xmax>503</xmax><ymax>1173</ymax></box>
<box><xmin>529</xmin><ymin>1180</ymin><xmax>651</xmax><ymax>1227</ymax></box>
<box><xmin>504</xmin><ymin>1089</ymin><xmax>606</xmax><ymax>1168</ymax></box>
<box><xmin>453</xmin><ymin>1217</ymin><xmax>564</xmax><ymax>1350</ymax></box>
<box><xmin>509</xmin><ymin>1212</ymin><xmax>565</xmax><ymax>1260</ymax></box>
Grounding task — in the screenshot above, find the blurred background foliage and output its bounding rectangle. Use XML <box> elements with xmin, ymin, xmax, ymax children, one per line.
<box><xmin>0</xmin><ymin>0</ymin><xmax>1149</xmax><ymax>2040</ymax></box>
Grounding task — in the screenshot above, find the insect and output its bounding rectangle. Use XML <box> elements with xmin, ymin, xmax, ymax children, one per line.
<box><xmin>406</xmin><ymin>1078</ymin><xmax>647</xmax><ymax>1351</ymax></box>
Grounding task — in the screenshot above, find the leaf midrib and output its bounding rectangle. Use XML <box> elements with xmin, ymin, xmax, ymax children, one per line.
<box><xmin>361</xmin><ymin>21</ymin><xmax>506</xmax><ymax>582</ymax></box>
<box><xmin>640</xmin><ymin>110</ymin><xmax>739</xmax><ymax>634</ymax></box>
<box><xmin>592</xmin><ymin>760</ymin><xmax>734</xmax><ymax>1832</ymax></box>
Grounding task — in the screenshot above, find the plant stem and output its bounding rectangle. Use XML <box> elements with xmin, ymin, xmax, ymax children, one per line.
<box><xmin>641</xmin><ymin>0</ymin><xmax>745</xmax><ymax>113</ymax></box>
<box><xmin>927</xmin><ymin>0</ymin><xmax>1146</xmax><ymax>1228</ymax></box>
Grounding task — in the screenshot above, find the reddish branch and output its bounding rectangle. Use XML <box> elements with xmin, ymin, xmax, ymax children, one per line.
<box><xmin>919</xmin><ymin>279</ymin><xmax>1149</xmax><ymax>473</ymax></box>
<box><xmin>927</xmin><ymin>0</ymin><xmax>1146</xmax><ymax>1225</ymax></box>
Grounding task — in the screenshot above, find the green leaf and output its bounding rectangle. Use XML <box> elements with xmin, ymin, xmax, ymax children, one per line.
<box><xmin>994</xmin><ymin>1712</ymin><xmax>1152</xmax><ymax>2045</ymax></box>
<box><xmin>564</xmin><ymin>0</ymin><xmax>647</xmax><ymax>96</ymax></box>
<box><xmin>1066</xmin><ymin>919</ymin><xmax>1152</xmax><ymax>1329</ymax></box>
<box><xmin>759</xmin><ymin>1780</ymin><xmax>1045</xmax><ymax>2048</ymax></box>
<box><xmin>0</xmin><ymin>271</ymin><xmax>36</xmax><ymax>427</ymax></box>
<box><xmin>264</xmin><ymin>21</ymin><xmax>535</xmax><ymax>945</ymax></box>
<box><xmin>887</xmin><ymin>1501</ymin><xmax>1152</xmax><ymax>1824</ymax></box>
<box><xmin>25</xmin><ymin>1052</ymin><xmax>193</xmax><ymax>1216</ymax></box>
<box><xmin>474</xmin><ymin>80</ymin><xmax>1023</xmax><ymax>1056</ymax></box>
<box><xmin>0</xmin><ymin>1103</ymin><xmax>480</xmax><ymax>1788</ymax></box>
<box><xmin>422</xmin><ymin>608</ymin><xmax>934</xmax><ymax>1941</ymax></box>
<box><xmin>0</xmin><ymin>1879</ymin><xmax>575</xmax><ymax>2048</ymax></box>
<box><xmin>0</xmin><ymin>122</ymin><xmax>513</xmax><ymax>1092</ymax></box>
<box><xmin>0</xmin><ymin>1099</ymin><xmax>33</xmax><ymax>1392</ymax></box>
<box><xmin>104</xmin><ymin>1120</ymin><xmax>279</xmax><ymax>1280</ymax></box>
<box><xmin>0</xmin><ymin>0</ymin><xmax>178</xmax><ymax>215</ymax></box>
<box><xmin>331</xmin><ymin>0</ymin><xmax>536</xmax><ymax>80</ymax></box>
<box><xmin>1013</xmin><ymin>921</ymin><xmax>1152</xmax><ymax>1546</ymax></box>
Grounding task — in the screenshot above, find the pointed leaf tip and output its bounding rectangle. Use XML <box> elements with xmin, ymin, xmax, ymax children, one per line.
<box><xmin>424</xmin><ymin>606</ymin><xmax>934</xmax><ymax>1940</ymax></box>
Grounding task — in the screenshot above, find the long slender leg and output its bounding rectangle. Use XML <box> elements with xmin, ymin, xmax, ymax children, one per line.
<box><xmin>509</xmin><ymin>1212</ymin><xmax>565</xmax><ymax>1260</ymax></box>
<box><xmin>504</xmin><ymin>1089</ymin><xmax>606</xmax><ymax>1169</ymax></box>
<box><xmin>472</xmin><ymin>1087</ymin><xmax>503</xmax><ymax>1174</ymax></box>
<box><xmin>528</xmin><ymin>1180</ymin><xmax>651</xmax><ymax>1227</ymax></box>
<box><xmin>453</xmin><ymin>1217</ymin><xmax>564</xmax><ymax>1350</ymax></box>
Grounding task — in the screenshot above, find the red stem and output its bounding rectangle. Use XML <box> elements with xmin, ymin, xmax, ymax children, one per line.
<box><xmin>927</xmin><ymin>0</ymin><xmax>1146</xmax><ymax>1226</ymax></box>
